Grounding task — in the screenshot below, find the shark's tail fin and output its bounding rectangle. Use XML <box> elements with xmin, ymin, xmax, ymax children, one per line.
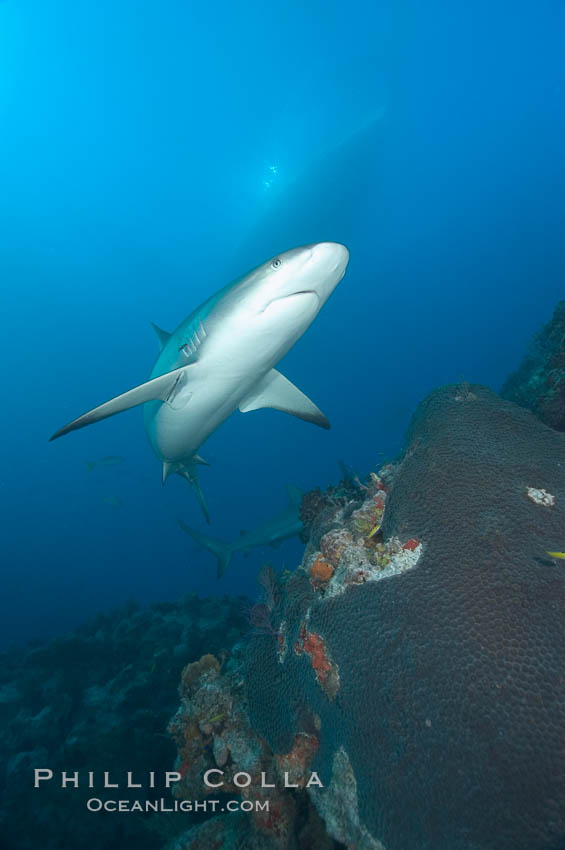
<box><xmin>186</xmin><ymin>465</ymin><xmax>211</xmax><ymax>525</ymax></box>
<box><xmin>285</xmin><ymin>484</ymin><xmax>304</xmax><ymax>507</ymax></box>
<box><xmin>177</xmin><ymin>520</ymin><xmax>232</xmax><ymax>578</ymax></box>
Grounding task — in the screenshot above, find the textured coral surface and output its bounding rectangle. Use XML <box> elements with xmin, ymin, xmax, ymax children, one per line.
<box><xmin>246</xmin><ymin>385</ymin><xmax>565</xmax><ymax>850</ymax></box>
<box><xmin>167</xmin><ymin>645</ymin><xmax>338</xmax><ymax>850</ymax></box>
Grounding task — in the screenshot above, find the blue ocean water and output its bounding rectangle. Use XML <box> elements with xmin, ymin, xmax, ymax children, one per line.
<box><xmin>1</xmin><ymin>0</ymin><xmax>564</xmax><ymax>646</ymax></box>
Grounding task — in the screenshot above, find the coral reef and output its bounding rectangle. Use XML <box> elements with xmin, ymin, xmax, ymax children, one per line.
<box><xmin>309</xmin><ymin>555</ymin><xmax>334</xmax><ymax>588</ymax></box>
<box><xmin>293</xmin><ymin>626</ymin><xmax>339</xmax><ymax>700</ymax></box>
<box><xmin>8</xmin><ymin>376</ymin><xmax>565</xmax><ymax>850</ymax></box>
<box><xmin>501</xmin><ymin>300</ymin><xmax>565</xmax><ymax>431</ymax></box>
<box><xmin>0</xmin><ymin>595</ymin><xmax>248</xmax><ymax>850</ymax></box>
<box><xmin>299</xmin><ymin>476</ymin><xmax>362</xmax><ymax>543</ymax></box>
<box><xmin>299</xmin><ymin>467</ymin><xmax>422</xmax><ymax>601</ymax></box>
<box><xmin>246</xmin><ymin>385</ymin><xmax>565</xmax><ymax>850</ymax></box>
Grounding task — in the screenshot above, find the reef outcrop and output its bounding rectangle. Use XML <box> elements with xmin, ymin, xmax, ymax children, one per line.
<box><xmin>501</xmin><ymin>300</ymin><xmax>565</xmax><ymax>432</ymax></box>
<box><xmin>246</xmin><ymin>384</ymin><xmax>565</xmax><ymax>850</ymax></box>
<box><xmin>0</xmin><ymin>595</ymin><xmax>248</xmax><ymax>850</ymax></box>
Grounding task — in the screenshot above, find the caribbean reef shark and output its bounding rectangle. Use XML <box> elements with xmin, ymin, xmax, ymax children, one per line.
<box><xmin>178</xmin><ymin>485</ymin><xmax>304</xmax><ymax>576</ymax></box>
<box><xmin>50</xmin><ymin>242</ymin><xmax>349</xmax><ymax>521</ymax></box>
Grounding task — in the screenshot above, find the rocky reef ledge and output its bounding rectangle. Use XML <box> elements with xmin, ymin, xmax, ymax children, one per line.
<box><xmin>501</xmin><ymin>300</ymin><xmax>565</xmax><ymax>432</ymax></box>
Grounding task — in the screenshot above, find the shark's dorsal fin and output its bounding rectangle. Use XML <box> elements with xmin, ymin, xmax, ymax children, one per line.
<box><xmin>49</xmin><ymin>366</ymin><xmax>194</xmax><ymax>441</ymax></box>
<box><xmin>239</xmin><ymin>369</ymin><xmax>330</xmax><ymax>430</ymax></box>
<box><xmin>151</xmin><ymin>322</ymin><xmax>172</xmax><ymax>350</ymax></box>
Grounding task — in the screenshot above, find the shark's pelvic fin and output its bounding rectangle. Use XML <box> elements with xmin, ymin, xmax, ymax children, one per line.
<box><xmin>151</xmin><ymin>322</ymin><xmax>172</xmax><ymax>350</ymax></box>
<box><xmin>162</xmin><ymin>461</ymin><xmax>175</xmax><ymax>485</ymax></box>
<box><xmin>49</xmin><ymin>366</ymin><xmax>193</xmax><ymax>441</ymax></box>
<box><xmin>177</xmin><ymin>520</ymin><xmax>232</xmax><ymax>577</ymax></box>
<box><xmin>239</xmin><ymin>369</ymin><xmax>330</xmax><ymax>430</ymax></box>
<box><xmin>193</xmin><ymin>454</ymin><xmax>210</xmax><ymax>466</ymax></box>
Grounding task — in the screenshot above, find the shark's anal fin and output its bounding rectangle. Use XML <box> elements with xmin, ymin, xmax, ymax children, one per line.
<box><xmin>49</xmin><ymin>366</ymin><xmax>192</xmax><ymax>441</ymax></box>
<box><xmin>151</xmin><ymin>322</ymin><xmax>172</xmax><ymax>350</ymax></box>
<box><xmin>239</xmin><ymin>369</ymin><xmax>330</xmax><ymax>430</ymax></box>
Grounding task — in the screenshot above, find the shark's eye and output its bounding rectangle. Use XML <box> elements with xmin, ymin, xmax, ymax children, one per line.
<box><xmin>271</xmin><ymin>258</ymin><xmax>282</xmax><ymax>269</ymax></box>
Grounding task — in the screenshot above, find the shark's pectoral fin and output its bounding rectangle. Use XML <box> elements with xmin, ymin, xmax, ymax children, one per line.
<box><xmin>49</xmin><ymin>366</ymin><xmax>192</xmax><ymax>441</ymax></box>
<box><xmin>151</xmin><ymin>322</ymin><xmax>172</xmax><ymax>350</ymax></box>
<box><xmin>239</xmin><ymin>369</ymin><xmax>330</xmax><ymax>430</ymax></box>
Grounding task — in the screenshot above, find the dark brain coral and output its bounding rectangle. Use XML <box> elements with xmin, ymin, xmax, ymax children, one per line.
<box><xmin>246</xmin><ymin>385</ymin><xmax>565</xmax><ymax>850</ymax></box>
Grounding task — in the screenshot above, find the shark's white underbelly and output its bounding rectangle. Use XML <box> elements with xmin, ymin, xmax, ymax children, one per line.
<box><xmin>145</xmin><ymin>360</ymin><xmax>266</xmax><ymax>463</ymax></box>
<box><xmin>143</xmin><ymin>289</ymin><xmax>322</xmax><ymax>463</ymax></box>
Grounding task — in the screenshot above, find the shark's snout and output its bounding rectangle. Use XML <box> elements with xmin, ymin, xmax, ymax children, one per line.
<box><xmin>312</xmin><ymin>241</ymin><xmax>349</xmax><ymax>266</ymax></box>
<box><xmin>309</xmin><ymin>241</ymin><xmax>349</xmax><ymax>278</ymax></box>
<box><xmin>303</xmin><ymin>241</ymin><xmax>349</xmax><ymax>300</ymax></box>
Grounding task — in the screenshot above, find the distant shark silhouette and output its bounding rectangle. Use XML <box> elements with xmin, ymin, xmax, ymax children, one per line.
<box><xmin>178</xmin><ymin>485</ymin><xmax>304</xmax><ymax>577</ymax></box>
<box><xmin>50</xmin><ymin>243</ymin><xmax>349</xmax><ymax>521</ymax></box>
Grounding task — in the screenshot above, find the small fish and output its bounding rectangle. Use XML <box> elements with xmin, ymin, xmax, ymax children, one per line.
<box><xmin>86</xmin><ymin>456</ymin><xmax>124</xmax><ymax>471</ymax></box>
<box><xmin>207</xmin><ymin>713</ymin><xmax>224</xmax><ymax>725</ymax></box>
<box><xmin>103</xmin><ymin>495</ymin><xmax>124</xmax><ymax>508</ymax></box>
<box><xmin>367</xmin><ymin>523</ymin><xmax>381</xmax><ymax>539</ymax></box>
<box><xmin>547</xmin><ymin>551</ymin><xmax>565</xmax><ymax>560</ymax></box>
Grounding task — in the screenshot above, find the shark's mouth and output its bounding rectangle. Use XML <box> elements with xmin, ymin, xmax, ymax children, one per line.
<box><xmin>261</xmin><ymin>289</ymin><xmax>319</xmax><ymax>313</ymax></box>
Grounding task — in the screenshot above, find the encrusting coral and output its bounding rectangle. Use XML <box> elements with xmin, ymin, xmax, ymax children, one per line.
<box><xmin>167</xmin><ymin>644</ymin><xmax>332</xmax><ymax>850</ymax></box>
